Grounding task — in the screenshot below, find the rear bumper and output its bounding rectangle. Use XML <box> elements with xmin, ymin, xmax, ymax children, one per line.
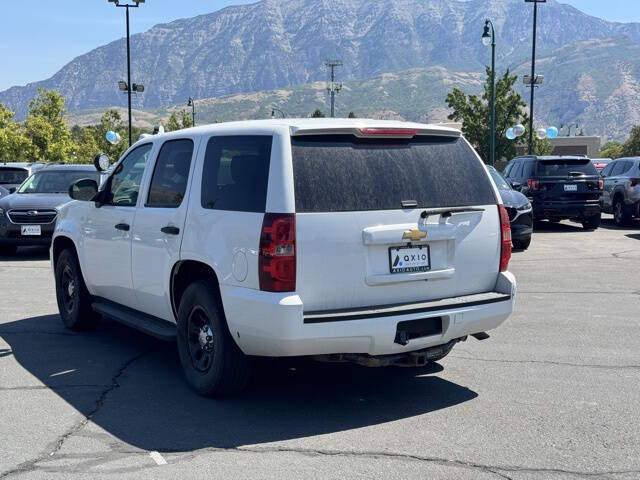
<box><xmin>221</xmin><ymin>272</ymin><xmax>516</xmax><ymax>357</ymax></box>
<box><xmin>532</xmin><ymin>201</ymin><xmax>600</xmax><ymax>219</ymax></box>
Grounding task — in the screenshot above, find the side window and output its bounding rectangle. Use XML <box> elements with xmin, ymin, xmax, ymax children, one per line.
<box><xmin>201</xmin><ymin>135</ymin><xmax>273</xmax><ymax>213</ymax></box>
<box><xmin>106</xmin><ymin>143</ymin><xmax>153</xmax><ymax>207</ymax></box>
<box><xmin>146</xmin><ymin>139</ymin><xmax>194</xmax><ymax>208</ymax></box>
<box><xmin>503</xmin><ymin>161</ymin><xmax>515</xmax><ymax>177</ymax></box>
<box><xmin>600</xmin><ymin>162</ymin><xmax>615</xmax><ymax>177</ymax></box>
<box><xmin>610</xmin><ymin>161</ymin><xmax>627</xmax><ymax>176</ymax></box>
<box><xmin>510</xmin><ymin>161</ymin><xmax>523</xmax><ymax>178</ymax></box>
<box><xmin>522</xmin><ymin>161</ymin><xmax>535</xmax><ymax>178</ymax></box>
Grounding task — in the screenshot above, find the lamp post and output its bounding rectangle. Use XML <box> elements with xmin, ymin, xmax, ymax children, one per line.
<box><xmin>187</xmin><ymin>97</ymin><xmax>196</xmax><ymax>126</ymax></box>
<box><xmin>108</xmin><ymin>0</ymin><xmax>145</xmax><ymax>147</ymax></box>
<box><xmin>482</xmin><ymin>19</ymin><xmax>496</xmax><ymax>167</ymax></box>
<box><xmin>525</xmin><ymin>0</ymin><xmax>545</xmax><ymax>155</ymax></box>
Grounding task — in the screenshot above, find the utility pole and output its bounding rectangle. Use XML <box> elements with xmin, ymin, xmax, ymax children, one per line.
<box><xmin>325</xmin><ymin>60</ymin><xmax>343</xmax><ymax>118</ymax></box>
<box><xmin>525</xmin><ymin>0</ymin><xmax>546</xmax><ymax>155</ymax></box>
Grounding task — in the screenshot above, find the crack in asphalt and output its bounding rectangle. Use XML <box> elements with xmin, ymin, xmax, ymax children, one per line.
<box><xmin>0</xmin><ymin>349</ymin><xmax>151</xmax><ymax>479</ymax></box>
<box><xmin>449</xmin><ymin>353</ymin><xmax>640</xmax><ymax>371</ymax></box>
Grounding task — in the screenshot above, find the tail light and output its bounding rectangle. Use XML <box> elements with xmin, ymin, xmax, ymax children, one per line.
<box><xmin>498</xmin><ymin>205</ymin><xmax>512</xmax><ymax>272</ymax></box>
<box><xmin>598</xmin><ymin>178</ymin><xmax>604</xmax><ymax>190</ymax></box>
<box><xmin>526</xmin><ymin>178</ymin><xmax>540</xmax><ymax>191</ymax></box>
<box><xmin>631</xmin><ymin>178</ymin><xmax>640</xmax><ymax>187</ymax></box>
<box><xmin>259</xmin><ymin>213</ymin><xmax>296</xmax><ymax>292</ymax></box>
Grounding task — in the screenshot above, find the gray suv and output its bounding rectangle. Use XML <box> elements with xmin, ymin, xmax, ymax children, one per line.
<box><xmin>600</xmin><ymin>158</ymin><xmax>640</xmax><ymax>227</ymax></box>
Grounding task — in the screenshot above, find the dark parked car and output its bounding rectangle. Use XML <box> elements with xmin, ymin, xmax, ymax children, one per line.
<box><xmin>600</xmin><ymin>157</ymin><xmax>640</xmax><ymax>227</ymax></box>
<box><xmin>0</xmin><ymin>165</ymin><xmax>100</xmax><ymax>256</ymax></box>
<box><xmin>591</xmin><ymin>158</ymin><xmax>612</xmax><ymax>173</ymax></box>
<box><xmin>503</xmin><ymin>155</ymin><xmax>603</xmax><ymax>230</ymax></box>
<box><xmin>0</xmin><ymin>162</ymin><xmax>45</xmax><ymax>192</ymax></box>
<box><xmin>488</xmin><ymin>166</ymin><xmax>533</xmax><ymax>250</ymax></box>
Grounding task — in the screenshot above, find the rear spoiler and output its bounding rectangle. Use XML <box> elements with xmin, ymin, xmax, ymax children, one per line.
<box><xmin>290</xmin><ymin>126</ymin><xmax>461</xmax><ymax>139</ymax></box>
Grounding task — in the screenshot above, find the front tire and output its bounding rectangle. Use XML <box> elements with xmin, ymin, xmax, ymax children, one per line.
<box><xmin>54</xmin><ymin>249</ymin><xmax>98</xmax><ymax>330</ymax></box>
<box><xmin>513</xmin><ymin>236</ymin><xmax>532</xmax><ymax>250</ymax></box>
<box><xmin>0</xmin><ymin>245</ymin><xmax>17</xmax><ymax>256</ymax></box>
<box><xmin>176</xmin><ymin>280</ymin><xmax>251</xmax><ymax>396</ymax></box>
<box><xmin>581</xmin><ymin>214</ymin><xmax>601</xmax><ymax>230</ymax></box>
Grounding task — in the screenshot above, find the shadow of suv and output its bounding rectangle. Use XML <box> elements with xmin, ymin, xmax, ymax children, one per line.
<box><xmin>503</xmin><ymin>155</ymin><xmax>603</xmax><ymax>230</ymax></box>
<box><xmin>600</xmin><ymin>158</ymin><xmax>640</xmax><ymax>227</ymax></box>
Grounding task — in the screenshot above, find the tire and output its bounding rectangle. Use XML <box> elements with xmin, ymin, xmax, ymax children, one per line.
<box><xmin>581</xmin><ymin>214</ymin><xmax>601</xmax><ymax>230</ymax></box>
<box><xmin>513</xmin><ymin>236</ymin><xmax>532</xmax><ymax>250</ymax></box>
<box><xmin>176</xmin><ymin>280</ymin><xmax>251</xmax><ymax>396</ymax></box>
<box><xmin>613</xmin><ymin>198</ymin><xmax>633</xmax><ymax>227</ymax></box>
<box><xmin>0</xmin><ymin>246</ymin><xmax>17</xmax><ymax>257</ymax></box>
<box><xmin>54</xmin><ymin>249</ymin><xmax>98</xmax><ymax>330</ymax></box>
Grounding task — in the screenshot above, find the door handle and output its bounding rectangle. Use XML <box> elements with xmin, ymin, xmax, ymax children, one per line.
<box><xmin>161</xmin><ymin>226</ymin><xmax>180</xmax><ymax>235</ymax></box>
<box><xmin>115</xmin><ymin>223</ymin><xmax>130</xmax><ymax>231</ymax></box>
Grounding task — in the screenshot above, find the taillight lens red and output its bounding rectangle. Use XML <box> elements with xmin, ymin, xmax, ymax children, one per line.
<box><xmin>598</xmin><ymin>178</ymin><xmax>604</xmax><ymax>190</ymax></box>
<box><xmin>526</xmin><ymin>178</ymin><xmax>540</xmax><ymax>191</ymax></box>
<box><xmin>498</xmin><ymin>205</ymin><xmax>512</xmax><ymax>272</ymax></box>
<box><xmin>630</xmin><ymin>178</ymin><xmax>640</xmax><ymax>187</ymax></box>
<box><xmin>259</xmin><ymin>213</ymin><xmax>296</xmax><ymax>292</ymax></box>
<box><xmin>358</xmin><ymin>128</ymin><xmax>418</xmax><ymax>137</ymax></box>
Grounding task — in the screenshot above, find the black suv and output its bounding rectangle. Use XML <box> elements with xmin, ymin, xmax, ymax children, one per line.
<box><xmin>0</xmin><ymin>164</ymin><xmax>100</xmax><ymax>256</ymax></box>
<box><xmin>503</xmin><ymin>156</ymin><xmax>603</xmax><ymax>230</ymax></box>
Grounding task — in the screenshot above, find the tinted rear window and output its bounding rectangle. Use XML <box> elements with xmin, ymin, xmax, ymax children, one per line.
<box><xmin>291</xmin><ymin>135</ymin><xmax>496</xmax><ymax>212</ymax></box>
<box><xmin>0</xmin><ymin>168</ymin><xmax>28</xmax><ymax>185</ymax></box>
<box><xmin>536</xmin><ymin>159</ymin><xmax>597</xmax><ymax>177</ymax></box>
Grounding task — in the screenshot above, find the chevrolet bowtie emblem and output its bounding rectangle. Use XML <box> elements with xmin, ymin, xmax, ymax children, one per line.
<box><xmin>402</xmin><ymin>229</ymin><xmax>427</xmax><ymax>242</ymax></box>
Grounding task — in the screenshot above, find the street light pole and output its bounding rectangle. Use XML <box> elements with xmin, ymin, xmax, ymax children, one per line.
<box><xmin>108</xmin><ymin>0</ymin><xmax>144</xmax><ymax>147</ymax></box>
<box><xmin>482</xmin><ymin>20</ymin><xmax>496</xmax><ymax>167</ymax></box>
<box><xmin>525</xmin><ymin>0</ymin><xmax>545</xmax><ymax>155</ymax></box>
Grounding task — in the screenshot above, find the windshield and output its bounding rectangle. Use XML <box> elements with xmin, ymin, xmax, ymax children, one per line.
<box><xmin>17</xmin><ymin>171</ymin><xmax>100</xmax><ymax>194</ymax></box>
<box><xmin>536</xmin><ymin>159</ymin><xmax>597</xmax><ymax>177</ymax></box>
<box><xmin>488</xmin><ymin>168</ymin><xmax>511</xmax><ymax>190</ymax></box>
<box><xmin>0</xmin><ymin>168</ymin><xmax>29</xmax><ymax>185</ymax></box>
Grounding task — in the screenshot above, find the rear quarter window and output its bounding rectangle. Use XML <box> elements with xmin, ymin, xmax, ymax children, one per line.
<box><xmin>201</xmin><ymin>135</ymin><xmax>272</xmax><ymax>213</ymax></box>
<box><xmin>291</xmin><ymin>135</ymin><xmax>496</xmax><ymax>212</ymax></box>
<box><xmin>536</xmin><ymin>159</ymin><xmax>597</xmax><ymax>177</ymax></box>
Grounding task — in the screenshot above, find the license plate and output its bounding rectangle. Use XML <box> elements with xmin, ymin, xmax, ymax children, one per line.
<box><xmin>564</xmin><ymin>184</ymin><xmax>578</xmax><ymax>192</ymax></box>
<box><xmin>21</xmin><ymin>225</ymin><xmax>41</xmax><ymax>236</ymax></box>
<box><xmin>389</xmin><ymin>245</ymin><xmax>430</xmax><ymax>274</ymax></box>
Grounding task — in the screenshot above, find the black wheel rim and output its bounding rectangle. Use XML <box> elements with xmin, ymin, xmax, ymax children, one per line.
<box><xmin>61</xmin><ymin>264</ymin><xmax>77</xmax><ymax>315</ymax></box>
<box><xmin>187</xmin><ymin>306</ymin><xmax>215</xmax><ymax>373</ymax></box>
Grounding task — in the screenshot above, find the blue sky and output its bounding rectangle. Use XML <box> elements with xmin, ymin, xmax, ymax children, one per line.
<box><xmin>1</xmin><ymin>0</ymin><xmax>639</xmax><ymax>90</ymax></box>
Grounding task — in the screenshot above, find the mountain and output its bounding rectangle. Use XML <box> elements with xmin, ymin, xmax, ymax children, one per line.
<box><xmin>3</xmin><ymin>0</ymin><xmax>640</xmax><ymax>123</ymax></box>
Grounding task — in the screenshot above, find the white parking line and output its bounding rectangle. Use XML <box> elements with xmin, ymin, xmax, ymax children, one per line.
<box><xmin>149</xmin><ymin>451</ymin><xmax>167</xmax><ymax>465</ymax></box>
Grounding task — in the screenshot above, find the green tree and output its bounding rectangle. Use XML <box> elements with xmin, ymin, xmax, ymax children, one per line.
<box><xmin>70</xmin><ymin>125</ymin><xmax>100</xmax><ymax>164</ymax></box>
<box><xmin>348</xmin><ymin>111</ymin><xmax>356</xmax><ymax>118</ymax></box>
<box><xmin>0</xmin><ymin>104</ymin><xmax>34</xmax><ymax>162</ymax></box>
<box><xmin>165</xmin><ymin>109</ymin><xmax>194</xmax><ymax>132</ymax></box>
<box><xmin>311</xmin><ymin>109</ymin><xmax>326</xmax><ymax>118</ymax></box>
<box><xmin>601</xmin><ymin>140</ymin><xmax>624</xmax><ymax>159</ymax></box>
<box><xmin>446</xmin><ymin>68</ymin><xmax>529</xmax><ymax>163</ymax></box>
<box><xmin>93</xmin><ymin>109</ymin><xmax>128</xmax><ymax>160</ymax></box>
<box><xmin>24</xmin><ymin>89</ymin><xmax>73</xmax><ymax>162</ymax></box>
<box><xmin>622</xmin><ymin>126</ymin><xmax>640</xmax><ymax>157</ymax></box>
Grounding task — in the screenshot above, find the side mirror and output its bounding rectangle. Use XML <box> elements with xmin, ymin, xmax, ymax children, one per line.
<box><xmin>8</xmin><ymin>187</ymin><xmax>16</xmax><ymax>194</ymax></box>
<box><xmin>69</xmin><ymin>178</ymin><xmax>98</xmax><ymax>201</ymax></box>
<box><xmin>93</xmin><ymin>153</ymin><xmax>111</xmax><ymax>172</ymax></box>
<box><xmin>511</xmin><ymin>182</ymin><xmax>522</xmax><ymax>191</ymax></box>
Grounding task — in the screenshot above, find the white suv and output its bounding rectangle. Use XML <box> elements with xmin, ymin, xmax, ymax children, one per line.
<box><xmin>52</xmin><ymin>119</ymin><xmax>516</xmax><ymax>396</ymax></box>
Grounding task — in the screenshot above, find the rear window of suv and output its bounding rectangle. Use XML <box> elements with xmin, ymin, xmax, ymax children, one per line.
<box><xmin>291</xmin><ymin>135</ymin><xmax>496</xmax><ymax>212</ymax></box>
<box><xmin>536</xmin><ymin>159</ymin><xmax>597</xmax><ymax>177</ymax></box>
<box><xmin>0</xmin><ymin>168</ymin><xmax>28</xmax><ymax>185</ymax></box>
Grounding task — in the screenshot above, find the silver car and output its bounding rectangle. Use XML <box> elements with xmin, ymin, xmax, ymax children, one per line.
<box><xmin>600</xmin><ymin>158</ymin><xmax>640</xmax><ymax>226</ymax></box>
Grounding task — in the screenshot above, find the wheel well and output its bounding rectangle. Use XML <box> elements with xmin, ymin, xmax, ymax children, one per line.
<box><xmin>171</xmin><ymin>260</ymin><xmax>223</xmax><ymax>320</ymax></box>
<box><xmin>613</xmin><ymin>192</ymin><xmax>624</xmax><ymax>204</ymax></box>
<box><xmin>52</xmin><ymin>236</ymin><xmax>77</xmax><ymax>268</ymax></box>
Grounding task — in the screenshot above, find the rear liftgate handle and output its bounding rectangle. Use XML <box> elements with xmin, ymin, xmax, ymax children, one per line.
<box><xmin>114</xmin><ymin>223</ymin><xmax>130</xmax><ymax>231</ymax></box>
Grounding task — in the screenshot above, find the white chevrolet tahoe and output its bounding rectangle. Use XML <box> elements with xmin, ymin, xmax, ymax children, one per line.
<box><xmin>52</xmin><ymin>119</ymin><xmax>516</xmax><ymax>396</ymax></box>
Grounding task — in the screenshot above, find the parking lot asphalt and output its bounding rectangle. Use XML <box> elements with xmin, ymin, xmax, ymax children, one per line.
<box><xmin>1</xmin><ymin>215</ymin><xmax>639</xmax><ymax>480</ymax></box>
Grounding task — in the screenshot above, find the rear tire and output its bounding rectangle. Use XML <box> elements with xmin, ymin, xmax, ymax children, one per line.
<box><xmin>0</xmin><ymin>246</ymin><xmax>17</xmax><ymax>257</ymax></box>
<box><xmin>581</xmin><ymin>214</ymin><xmax>601</xmax><ymax>230</ymax></box>
<box><xmin>54</xmin><ymin>249</ymin><xmax>98</xmax><ymax>330</ymax></box>
<box><xmin>513</xmin><ymin>236</ymin><xmax>532</xmax><ymax>250</ymax></box>
<box><xmin>613</xmin><ymin>198</ymin><xmax>632</xmax><ymax>227</ymax></box>
<box><xmin>176</xmin><ymin>280</ymin><xmax>251</xmax><ymax>396</ymax></box>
